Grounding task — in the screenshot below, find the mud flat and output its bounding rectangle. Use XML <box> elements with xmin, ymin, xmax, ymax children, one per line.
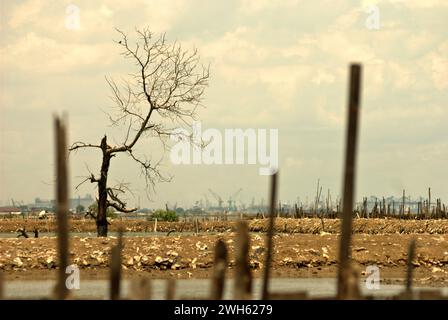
<box><xmin>1</xmin><ymin>233</ymin><xmax>446</xmax><ymax>286</ymax></box>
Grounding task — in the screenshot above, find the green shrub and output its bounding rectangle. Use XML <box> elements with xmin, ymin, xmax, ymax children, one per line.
<box><xmin>151</xmin><ymin>209</ymin><xmax>178</xmax><ymax>222</ymax></box>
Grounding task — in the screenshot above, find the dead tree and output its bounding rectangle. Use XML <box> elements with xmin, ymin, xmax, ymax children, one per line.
<box><xmin>69</xmin><ymin>27</ymin><xmax>209</xmax><ymax>236</ymax></box>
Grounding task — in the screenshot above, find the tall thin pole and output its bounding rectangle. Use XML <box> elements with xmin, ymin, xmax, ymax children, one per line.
<box><xmin>210</xmin><ymin>239</ymin><xmax>228</xmax><ymax>300</ymax></box>
<box><xmin>402</xmin><ymin>189</ymin><xmax>406</xmax><ymax>218</ymax></box>
<box><xmin>262</xmin><ymin>172</ymin><xmax>278</xmax><ymax>300</ymax></box>
<box><xmin>110</xmin><ymin>229</ymin><xmax>123</xmax><ymax>300</ymax></box>
<box><xmin>54</xmin><ymin>115</ymin><xmax>69</xmax><ymax>300</ymax></box>
<box><xmin>337</xmin><ymin>64</ymin><xmax>362</xmax><ymax>299</ymax></box>
<box><xmin>406</xmin><ymin>239</ymin><xmax>416</xmax><ymax>293</ymax></box>
<box><xmin>234</xmin><ymin>221</ymin><xmax>252</xmax><ymax>300</ymax></box>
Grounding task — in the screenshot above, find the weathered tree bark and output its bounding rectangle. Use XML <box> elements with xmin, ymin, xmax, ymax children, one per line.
<box><xmin>97</xmin><ymin>136</ymin><xmax>111</xmax><ymax>237</ymax></box>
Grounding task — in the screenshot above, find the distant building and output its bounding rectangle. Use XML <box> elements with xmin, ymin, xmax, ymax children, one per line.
<box><xmin>32</xmin><ymin>198</ymin><xmax>55</xmax><ymax>210</ymax></box>
<box><xmin>30</xmin><ymin>194</ymin><xmax>94</xmax><ymax>211</ymax></box>
<box><xmin>70</xmin><ymin>194</ymin><xmax>95</xmax><ymax>210</ymax></box>
<box><xmin>0</xmin><ymin>206</ymin><xmax>22</xmax><ymax>216</ymax></box>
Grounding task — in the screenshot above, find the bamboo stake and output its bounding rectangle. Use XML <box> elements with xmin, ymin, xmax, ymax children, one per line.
<box><xmin>262</xmin><ymin>172</ymin><xmax>278</xmax><ymax>300</ymax></box>
<box><xmin>210</xmin><ymin>239</ymin><xmax>228</xmax><ymax>300</ymax></box>
<box><xmin>54</xmin><ymin>115</ymin><xmax>69</xmax><ymax>300</ymax></box>
<box><xmin>110</xmin><ymin>229</ymin><xmax>123</xmax><ymax>300</ymax></box>
<box><xmin>337</xmin><ymin>64</ymin><xmax>362</xmax><ymax>299</ymax></box>
<box><xmin>234</xmin><ymin>220</ymin><xmax>252</xmax><ymax>300</ymax></box>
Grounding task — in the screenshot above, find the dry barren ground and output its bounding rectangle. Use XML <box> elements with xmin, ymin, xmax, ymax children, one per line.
<box><xmin>1</xmin><ymin>232</ymin><xmax>447</xmax><ymax>286</ymax></box>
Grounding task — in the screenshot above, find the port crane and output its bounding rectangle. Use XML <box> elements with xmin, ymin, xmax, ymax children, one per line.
<box><xmin>228</xmin><ymin>188</ymin><xmax>243</xmax><ymax>211</ymax></box>
<box><xmin>208</xmin><ymin>189</ymin><xmax>224</xmax><ymax>209</ymax></box>
<box><xmin>208</xmin><ymin>188</ymin><xmax>243</xmax><ymax>211</ymax></box>
<box><xmin>203</xmin><ymin>194</ymin><xmax>211</xmax><ymax>209</ymax></box>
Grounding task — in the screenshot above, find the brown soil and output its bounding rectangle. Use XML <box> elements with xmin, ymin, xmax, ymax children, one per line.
<box><xmin>1</xmin><ymin>233</ymin><xmax>447</xmax><ymax>286</ymax></box>
<box><xmin>1</xmin><ymin>217</ymin><xmax>448</xmax><ymax>234</ymax></box>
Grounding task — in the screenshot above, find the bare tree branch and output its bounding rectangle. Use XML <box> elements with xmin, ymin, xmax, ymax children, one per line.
<box><xmin>69</xmin><ymin>27</ymin><xmax>209</xmax><ymax>235</ymax></box>
<box><xmin>106</xmin><ymin>186</ymin><xmax>136</xmax><ymax>213</ymax></box>
<box><xmin>69</xmin><ymin>142</ymin><xmax>101</xmax><ymax>151</ymax></box>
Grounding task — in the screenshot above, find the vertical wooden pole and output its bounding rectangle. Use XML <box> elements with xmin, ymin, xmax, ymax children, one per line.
<box><xmin>337</xmin><ymin>64</ymin><xmax>362</xmax><ymax>299</ymax></box>
<box><xmin>210</xmin><ymin>239</ymin><xmax>228</xmax><ymax>300</ymax></box>
<box><xmin>428</xmin><ymin>188</ymin><xmax>431</xmax><ymax>218</ymax></box>
<box><xmin>54</xmin><ymin>115</ymin><xmax>69</xmax><ymax>300</ymax></box>
<box><xmin>234</xmin><ymin>220</ymin><xmax>252</xmax><ymax>300</ymax></box>
<box><xmin>110</xmin><ymin>229</ymin><xmax>123</xmax><ymax>300</ymax></box>
<box><xmin>262</xmin><ymin>172</ymin><xmax>278</xmax><ymax>300</ymax></box>
<box><xmin>406</xmin><ymin>239</ymin><xmax>416</xmax><ymax>293</ymax></box>
<box><xmin>314</xmin><ymin>179</ymin><xmax>320</xmax><ymax>218</ymax></box>
<box><xmin>402</xmin><ymin>189</ymin><xmax>406</xmax><ymax>219</ymax></box>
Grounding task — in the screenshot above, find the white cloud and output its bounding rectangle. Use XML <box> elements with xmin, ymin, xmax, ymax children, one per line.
<box><xmin>374</xmin><ymin>0</ymin><xmax>448</xmax><ymax>8</ymax></box>
<box><xmin>8</xmin><ymin>0</ymin><xmax>47</xmax><ymax>29</ymax></box>
<box><xmin>239</xmin><ymin>0</ymin><xmax>301</xmax><ymax>14</ymax></box>
<box><xmin>285</xmin><ymin>156</ymin><xmax>304</xmax><ymax>168</ymax></box>
<box><xmin>430</xmin><ymin>55</ymin><xmax>448</xmax><ymax>90</ymax></box>
<box><xmin>0</xmin><ymin>32</ymin><xmax>115</xmax><ymax>74</ymax></box>
<box><xmin>312</xmin><ymin>69</ymin><xmax>336</xmax><ymax>85</ymax></box>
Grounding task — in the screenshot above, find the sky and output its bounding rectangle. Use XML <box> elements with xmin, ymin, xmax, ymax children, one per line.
<box><xmin>0</xmin><ymin>0</ymin><xmax>447</xmax><ymax>209</ymax></box>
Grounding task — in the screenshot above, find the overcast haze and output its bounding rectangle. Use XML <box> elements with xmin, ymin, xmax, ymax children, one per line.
<box><xmin>0</xmin><ymin>0</ymin><xmax>447</xmax><ymax>209</ymax></box>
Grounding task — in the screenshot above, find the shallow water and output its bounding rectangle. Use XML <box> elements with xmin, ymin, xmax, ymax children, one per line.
<box><xmin>4</xmin><ymin>278</ymin><xmax>447</xmax><ymax>299</ymax></box>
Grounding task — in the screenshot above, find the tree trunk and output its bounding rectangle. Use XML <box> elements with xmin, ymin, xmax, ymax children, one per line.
<box><xmin>97</xmin><ymin>136</ymin><xmax>111</xmax><ymax>237</ymax></box>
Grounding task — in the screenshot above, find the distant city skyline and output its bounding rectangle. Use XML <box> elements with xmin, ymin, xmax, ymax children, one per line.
<box><xmin>0</xmin><ymin>190</ymin><xmax>441</xmax><ymax>211</ymax></box>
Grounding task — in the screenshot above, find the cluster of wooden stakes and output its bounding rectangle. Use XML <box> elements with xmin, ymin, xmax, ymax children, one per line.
<box><xmin>0</xmin><ymin>63</ymin><xmax>446</xmax><ymax>300</ymax></box>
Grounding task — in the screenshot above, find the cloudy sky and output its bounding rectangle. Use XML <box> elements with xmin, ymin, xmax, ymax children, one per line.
<box><xmin>0</xmin><ymin>0</ymin><xmax>447</xmax><ymax>209</ymax></box>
